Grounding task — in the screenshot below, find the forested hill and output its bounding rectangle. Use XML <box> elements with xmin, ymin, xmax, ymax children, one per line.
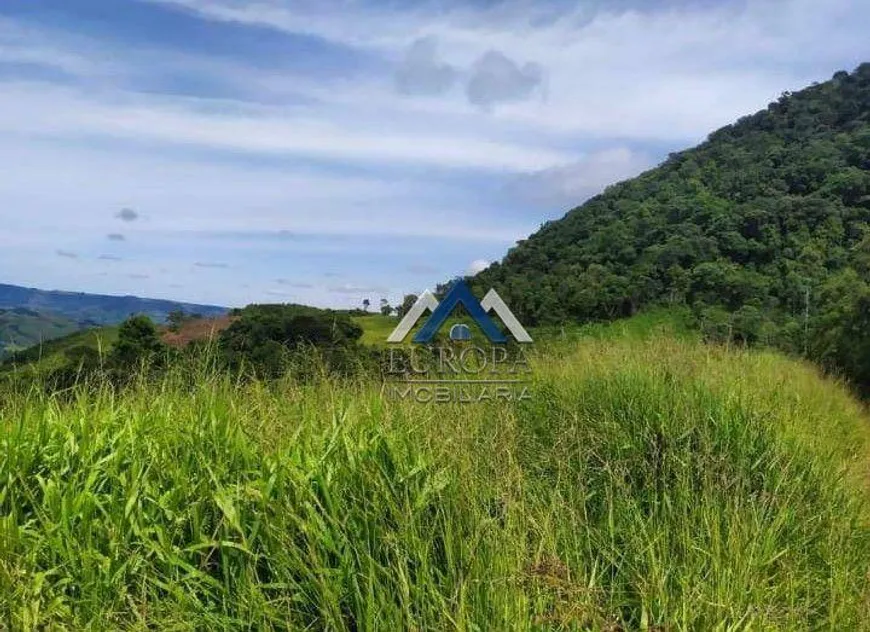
<box><xmin>475</xmin><ymin>64</ymin><xmax>870</xmax><ymax>388</ymax></box>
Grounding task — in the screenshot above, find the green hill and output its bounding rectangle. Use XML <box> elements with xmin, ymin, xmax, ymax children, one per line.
<box><xmin>0</xmin><ymin>308</ymin><xmax>84</xmax><ymax>358</ymax></box>
<box><xmin>0</xmin><ymin>325</ymin><xmax>119</xmax><ymax>374</ymax></box>
<box><xmin>476</xmin><ymin>63</ymin><xmax>870</xmax><ymax>390</ymax></box>
<box><xmin>352</xmin><ymin>313</ymin><xmax>398</xmax><ymax>346</ymax></box>
<box><xmin>0</xmin><ymin>282</ymin><xmax>229</xmax><ymax>365</ymax></box>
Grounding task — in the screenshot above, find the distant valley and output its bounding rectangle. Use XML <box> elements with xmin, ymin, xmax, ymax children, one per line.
<box><xmin>0</xmin><ymin>283</ymin><xmax>227</xmax><ymax>357</ymax></box>
<box><xmin>0</xmin><ymin>307</ymin><xmax>81</xmax><ymax>356</ymax></box>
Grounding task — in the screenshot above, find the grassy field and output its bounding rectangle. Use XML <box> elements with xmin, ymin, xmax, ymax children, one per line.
<box><xmin>353</xmin><ymin>311</ymin><xmax>538</xmax><ymax>347</ymax></box>
<box><xmin>1</xmin><ymin>324</ymin><xmax>870</xmax><ymax>629</ymax></box>
<box><xmin>352</xmin><ymin>313</ymin><xmax>398</xmax><ymax>346</ymax></box>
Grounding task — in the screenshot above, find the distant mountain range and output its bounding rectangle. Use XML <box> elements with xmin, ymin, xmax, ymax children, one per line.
<box><xmin>0</xmin><ymin>283</ymin><xmax>227</xmax><ymax>357</ymax></box>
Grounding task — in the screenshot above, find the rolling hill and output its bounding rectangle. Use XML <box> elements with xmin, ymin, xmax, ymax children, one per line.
<box><xmin>0</xmin><ymin>283</ymin><xmax>227</xmax><ymax>326</ymax></box>
<box><xmin>0</xmin><ymin>307</ymin><xmax>82</xmax><ymax>357</ymax></box>
<box><xmin>0</xmin><ymin>282</ymin><xmax>228</xmax><ymax>359</ymax></box>
<box><xmin>475</xmin><ymin>63</ymin><xmax>870</xmax><ymax>390</ymax></box>
<box><xmin>0</xmin><ymin>324</ymin><xmax>119</xmax><ymax>372</ymax></box>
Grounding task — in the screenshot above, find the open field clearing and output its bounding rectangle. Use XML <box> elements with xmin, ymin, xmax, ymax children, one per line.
<box><xmin>2</xmin><ymin>330</ymin><xmax>870</xmax><ymax>630</ymax></box>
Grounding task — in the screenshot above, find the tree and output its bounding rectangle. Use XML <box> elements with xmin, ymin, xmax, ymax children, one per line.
<box><xmin>217</xmin><ymin>304</ymin><xmax>364</xmax><ymax>378</ymax></box>
<box><xmin>166</xmin><ymin>310</ymin><xmax>202</xmax><ymax>332</ymax></box>
<box><xmin>64</xmin><ymin>344</ymin><xmax>101</xmax><ymax>369</ymax></box>
<box><xmin>435</xmin><ymin>278</ymin><xmax>462</xmax><ymax>300</ymax></box>
<box><xmin>379</xmin><ymin>298</ymin><xmax>392</xmax><ymax>316</ymax></box>
<box><xmin>362</xmin><ymin>299</ymin><xmax>371</xmax><ymax>312</ymax></box>
<box><xmin>167</xmin><ymin>310</ymin><xmax>187</xmax><ymax>332</ymax></box>
<box><xmin>397</xmin><ymin>294</ymin><xmax>418</xmax><ymax>318</ymax></box>
<box><xmin>810</xmin><ymin>269</ymin><xmax>870</xmax><ymax>391</ymax></box>
<box><xmin>111</xmin><ymin>315</ymin><xmax>165</xmax><ymax>368</ymax></box>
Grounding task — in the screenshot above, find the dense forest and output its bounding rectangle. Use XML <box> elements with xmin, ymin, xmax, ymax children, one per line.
<box><xmin>475</xmin><ymin>64</ymin><xmax>870</xmax><ymax>390</ymax></box>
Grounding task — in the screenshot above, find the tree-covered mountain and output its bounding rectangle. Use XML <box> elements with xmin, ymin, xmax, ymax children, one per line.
<box><xmin>475</xmin><ymin>64</ymin><xmax>870</xmax><ymax>389</ymax></box>
<box><xmin>0</xmin><ymin>283</ymin><xmax>227</xmax><ymax>326</ymax></box>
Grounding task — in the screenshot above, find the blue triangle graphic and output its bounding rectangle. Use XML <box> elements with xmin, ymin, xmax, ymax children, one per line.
<box><xmin>413</xmin><ymin>280</ymin><xmax>507</xmax><ymax>343</ymax></box>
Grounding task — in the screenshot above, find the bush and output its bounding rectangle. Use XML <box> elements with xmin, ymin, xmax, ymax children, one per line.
<box><xmin>218</xmin><ymin>304</ymin><xmax>365</xmax><ymax>379</ymax></box>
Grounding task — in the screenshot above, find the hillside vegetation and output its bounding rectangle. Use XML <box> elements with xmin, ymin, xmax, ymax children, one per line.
<box><xmin>476</xmin><ymin>64</ymin><xmax>870</xmax><ymax>390</ymax></box>
<box><xmin>0</xmin><ymin>326</ymin><xmax>119</xmax><ymax>373</ymax></box>
<box><xmin>1</xmin><ymin>321</ymin><xmax>869</xmax><ymax>629</ymax></box>
<box><xmin>0</xmin><ymin>308</ymin><xmax>82</xmax><ymax>358</ymax></box>
<box><xmin>0</xmin><ymin>305</ymin><xmax>375</xmax><ymax>391</ymax></box>
<box><xmin>0</xmin><ymin>283</ymin><xmax>229</xmax><ymax>363</ymax></box>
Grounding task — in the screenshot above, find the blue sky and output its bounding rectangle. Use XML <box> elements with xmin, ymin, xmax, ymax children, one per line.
<box><xmin>0</xmin><ymin>0</ymin><xmax>868</xmax><ymax>308</ymax></box>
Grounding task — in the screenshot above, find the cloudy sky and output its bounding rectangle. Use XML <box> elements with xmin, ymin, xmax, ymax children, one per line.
<box><xmin>0</xmin><ymin>0</ymin><xmax>868</xmax><ymax>308</ymax></box>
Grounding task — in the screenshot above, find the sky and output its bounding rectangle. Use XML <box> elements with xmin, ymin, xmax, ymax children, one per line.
<box><xmin>0</xmin><ymin>0</ymin><xmax>868</xmax><ymax>309</ymax></box>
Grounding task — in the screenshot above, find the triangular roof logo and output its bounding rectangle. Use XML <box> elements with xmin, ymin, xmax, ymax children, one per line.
<box><xmin>387</xmin><ymin>280</ymin><xmax>532</xmax><ymax>344</ymax></box>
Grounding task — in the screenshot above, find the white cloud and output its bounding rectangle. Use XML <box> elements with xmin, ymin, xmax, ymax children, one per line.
<box><xmin>148</xmin><ymin>0</ymin><xmax>870</xmax><ymax>142</ymax></box>
<box><xmin>0</xmin><ymin>82</ymin><xmax>573</xmax><ymax>173</ymax></box>
<box><xmin>513</xmin><ymin>147</ymin><xmax>655</xmax><ymax>207</ymax></box>
<box><xmin>0</xmin><ymin>138</ymin><xmax>531</xmax><ymax>242</ymax></box>
<box><xmin>467</xmin><ymin>259</ymin><xmax>491</xmax><ymax>275</ymax></box>
<box><xmin>0</xmin><ymin>17</ymin><xmax>111</xmax><ymax>76</ymax></box>
<box><xmin>1</xmin><ymin>0</ymin><xmax>868</xmax><ymax>306</ymax></box>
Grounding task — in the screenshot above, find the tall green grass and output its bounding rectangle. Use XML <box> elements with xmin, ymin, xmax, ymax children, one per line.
<box><xmin>1</xmin><ymin>334</ymin><xmax>869</xmax><ymax>630</ymax></box>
